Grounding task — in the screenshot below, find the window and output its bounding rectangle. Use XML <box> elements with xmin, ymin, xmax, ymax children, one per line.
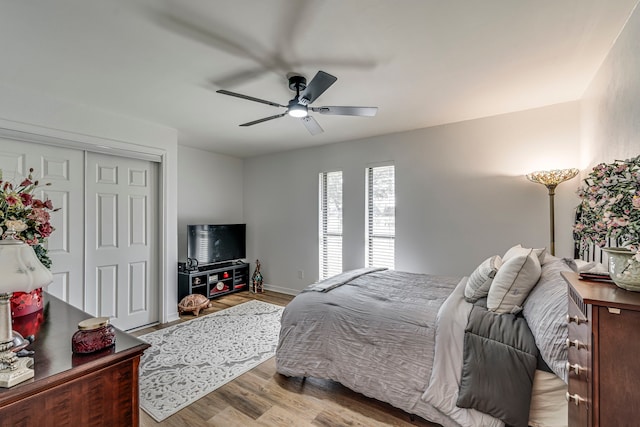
<box><xmin>319</xmin><ymin>171</ymin><xmax>343</xmax><ymax>279</ymax></box>
<box><xmin>366</xmin><ymin>165</ymin><xmax>395</xmax><ymax>268</ymax></box>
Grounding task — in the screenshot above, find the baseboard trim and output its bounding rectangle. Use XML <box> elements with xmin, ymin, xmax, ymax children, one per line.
<box><xmin>263</xmin><ymin>284</ymin><xmax>301</xmax><ymax>296</ymax></box>
<box><xmin>165</xmin><ymin>312</ymin><xmax>181</xmax><ymax>323</ymax></box>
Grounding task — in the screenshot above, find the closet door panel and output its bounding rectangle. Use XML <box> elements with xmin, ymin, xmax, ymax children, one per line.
<box><xmin>0</xmin><ymin>151</ymin><xmax>26</xmax><ymax>177</ymax></box>
<box><xmin>86</xmin><ymin>153</ymin><xmax>157</xmax><ymax>330</ymax></box>
<box><xmin>0</xmin><ymin>139</ymin><xmax>84</xmax><ymax>309</ymax></box>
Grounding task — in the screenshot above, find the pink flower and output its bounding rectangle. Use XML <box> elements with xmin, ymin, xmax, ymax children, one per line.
<box><xmin>19</xmin><ymin>178</ymin><xmax>32</xmax><ymax>187</ymax></box>
<box><xmin>38</xmin><ymin>223</ymin><xmax>53</xmax><ymax>238</ymax></box>
<box><xmin>5</xmin><ymin>194</ymin><xmax>20</xmax><ymax>206</ymax></box>
<box><xmin>20</xmin><ymin>193</ymin><xmax>33</xmax><ymax>206</ymax></box>
<box><xmin>613</xmin><ymin>217</ymin><xmax>629</xmax><ymax>227</ymax></box>
<box><xmin>28</xmin><ymin>208</ymin><xmax>50</xmax><ymax>224</ymax></box>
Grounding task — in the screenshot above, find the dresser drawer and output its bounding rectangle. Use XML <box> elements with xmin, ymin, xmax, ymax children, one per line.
<box><xmin>567</xmin><ymin>299</ymin><xmax>589</xmax><ymax>358</ymax></box>
<box><xmin>567</xmin><ymin>297</ymin><xmax>590</xmax><ymax>427</ymax></box>
<box><xmin>563</xmin><ymin>271</ymin><xmax>640</xmax><ymax>427</ymax></box>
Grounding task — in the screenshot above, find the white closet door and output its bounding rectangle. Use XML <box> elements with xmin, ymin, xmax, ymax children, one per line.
<box><xmin>0</xmin><ymin>139</ymin><xmax>85</xmax><ymax>307</ymax></box>
<box><xmin>85</xmin><ymin>152</ymin><xmax>158</xmax><ymax>330</ymax></box>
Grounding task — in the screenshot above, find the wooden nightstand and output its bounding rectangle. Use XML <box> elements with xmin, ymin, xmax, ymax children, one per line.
<box><xmin>562</xmin><ymin>272</ymin><xmax>640</xmax><ymax>427</ymax></box>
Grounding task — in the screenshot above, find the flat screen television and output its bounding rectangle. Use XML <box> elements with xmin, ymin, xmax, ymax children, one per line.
<box><xmin>187</xmin><ymin>224</ymin><xmax>246</xmax><ymax>266</ymax></box>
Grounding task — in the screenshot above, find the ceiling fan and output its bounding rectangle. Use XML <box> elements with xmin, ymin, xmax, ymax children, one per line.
<box><xmin>216</xmin><ymin>71</ymin><xmax>378</xmax><ymax>135</ymax></box>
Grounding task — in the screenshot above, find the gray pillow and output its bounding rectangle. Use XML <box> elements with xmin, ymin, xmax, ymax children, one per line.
<box><xmin>522</xmin><ymin>258</ymin><xmax>572</xmax><ymax>382</ymax></box>
<box><xmin>465</xmin><ymin>255</ymin><xmax>502</xmax><ymax>302</ymax></box>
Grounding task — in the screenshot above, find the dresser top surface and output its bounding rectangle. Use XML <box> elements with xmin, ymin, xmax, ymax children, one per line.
<box><xmin>562</xmin><ymin>271</ymin><xmax>640</xmax><ymax>310</ymax></box>
<box><xmin>0</xmin><ymin>292</ymin><xmax>149</xmax><ymax>402</ymax></box>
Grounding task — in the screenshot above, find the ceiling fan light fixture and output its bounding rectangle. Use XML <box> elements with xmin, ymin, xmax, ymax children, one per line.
<box><xmin>288</xmin><ymin>102</ymin><xmax>308</xmax><ymax>118</ymax></box>
<box><xmin>216</xmin><ymin>70</ymin><xmax>378</xmax><ymax>135</ymax></box>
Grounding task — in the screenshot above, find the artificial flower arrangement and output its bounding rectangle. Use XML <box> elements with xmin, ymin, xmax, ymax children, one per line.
<box><xmin>0</xmin><ymin>167</ymin><xmax>56</xmax><ymax>268</ymax></box>
<box><xmin>573</xmin><ymin>155</ymin><xmax>640</xmax><ymax>262</ymax></box>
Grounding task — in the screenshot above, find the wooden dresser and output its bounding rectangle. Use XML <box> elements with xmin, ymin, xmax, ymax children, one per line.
<box><xmin>0</xmin><ymin>293</ymin><xmax>150</xmax><ymax>427</ymax></box>
<box><xmin>562</xmin><ymin>272</ymin><xmax>640</xmax><ymax>427</ymax></box>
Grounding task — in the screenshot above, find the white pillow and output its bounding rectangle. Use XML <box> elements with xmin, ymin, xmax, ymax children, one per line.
<box><xmin>503</xmin><ymin>244</ymin><xmax>546</xmax><ymax>264</ymax></box>
<box><xmin>488</xmin><ymin>250</ymin><xmax>542</xmax><ymax>314</ymax></box>
<box><xmin>464</xmin><ymin>255</ymin><xmax>503</xmax><ymax>302</ymax></box>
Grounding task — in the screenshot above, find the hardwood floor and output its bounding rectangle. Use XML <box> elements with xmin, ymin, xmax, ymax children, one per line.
<box><xmin>133</xmin><ymin>290</ymin><xmax>439</xmax><ymax>427</ymax></box>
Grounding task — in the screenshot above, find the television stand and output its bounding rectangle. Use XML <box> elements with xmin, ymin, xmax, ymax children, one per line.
<box><xmin>196</xmin><ymin>261</ymin><xmax>233</xmax><ymax>271</ymax></box>
<box><xmin>178</xmin><ymin>261</ymin><xmax>250</xmax><ymax>302</ymax></box>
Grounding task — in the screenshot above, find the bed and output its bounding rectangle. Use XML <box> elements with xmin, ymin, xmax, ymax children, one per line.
<box><xmin>276</xmin><ymin>245</ymin><xmax>573</xmax><ymax>427</ymax></box>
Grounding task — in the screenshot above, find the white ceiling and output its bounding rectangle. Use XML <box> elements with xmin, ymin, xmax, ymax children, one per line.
<box><xmin>0</xmin><ymin>0</ymin><xmax>637</xmax><ymax>157</ymax></box>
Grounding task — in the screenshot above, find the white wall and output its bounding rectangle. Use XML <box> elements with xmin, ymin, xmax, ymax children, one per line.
<box><xmin>177</xmin><ymin>145</ymin><xmax>244</xmax><ymax>260</ymax></box>
<box><xmin>0</xmin><ymin>84</ymin><xmax>180</xmax><ymax>323</ymax></box>
<box><xmin>581</xmin><ymin>4</ymin><xmax>640</xmax><ymax>165</ymax></box>
<box><xmin>244</xmin><ymin>102</ymin><xmax>581</xmax><ymax>294</ymax></box>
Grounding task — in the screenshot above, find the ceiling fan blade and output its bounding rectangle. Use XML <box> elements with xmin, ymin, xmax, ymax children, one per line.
<box><xmin>300</xmin><ymin>116</ymin><xmax>324</xmax><ymax>135</ymax></box>
<box><xmin>239</xmin><ymin>113</ymin><xmax>287</xmax><ymax>127</ymax></box>
<box><xmin>311</xmin><ymin>106</ymin><xmax>378</xmax><ymax>117</ymax></box>
<box><xmin>211</xmin><ymin>68</ymin><xmax>268</xmax><ymax>88</ymax></box>
<box><xmin>298</xmin><ymin>71</ymin><xmax>337</xmax><ymax>105</ymax></box>
<box><xmin>217</xmin><ymin>90</ymin><xmax>285</xmax><ymax>108</ymax></box>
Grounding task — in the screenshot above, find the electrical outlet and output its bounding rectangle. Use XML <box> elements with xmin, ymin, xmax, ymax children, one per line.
<box><xmin>298</xmin><ymin>270</ymin><xmax>304</xmax><ymax>279</ymax></box>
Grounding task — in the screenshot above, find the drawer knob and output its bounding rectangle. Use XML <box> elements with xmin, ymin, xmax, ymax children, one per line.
<box><xmin>566</xmin><ymin>338</ymin><xmax>587</xmax><ymax>350</ymax></box>
<box><xmin>566</xmin><ymin>392</ymin><xmax>587</xmax><ymax>406</ymax></box>
<box><xmin>566</xmin><ymin>314</ymin><xmax>586</xmax><ymax>325</ymax></box>
<box><xmin>566</xmin><ymin>361</ymin><xmax>586</xmax><ymax>375</ymax></box>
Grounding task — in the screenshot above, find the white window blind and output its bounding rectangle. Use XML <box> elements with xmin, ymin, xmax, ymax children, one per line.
<box><xmin>319</xmin><ymin>171</ymin><xmax>343</xmax><ymax>279</ymax></box>
<box><xmin>366</xmin><ymin>165</ymin><xmax>395</xmax><ymax>269</ymax></box>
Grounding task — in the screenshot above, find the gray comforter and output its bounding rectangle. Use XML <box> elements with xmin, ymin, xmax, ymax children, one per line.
<box><xmin>276</xmin><ymin>269</ymin><xmax>502</xmax><ymax>427</ymax></box>
<box><xmin>457</xmin><ymin>303</ymin><xmax>538</xmax><ymax>427</ymax></box>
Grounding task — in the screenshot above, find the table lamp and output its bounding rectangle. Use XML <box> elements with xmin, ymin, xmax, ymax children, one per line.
<box><xmin>526</xmin><ymin>168</ymin><xmax>579</xmax><ymax>256</ymax></box>
<box><xmin>0</xmin><ymin>226</ymin><xmax>53</xmax><ymax>387</ymax></box>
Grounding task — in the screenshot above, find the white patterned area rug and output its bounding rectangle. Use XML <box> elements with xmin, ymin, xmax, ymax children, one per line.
<box><xmin>138</xmin><ymin>300</ymin><xmax>284</xmax><ymax>422</ymax></box>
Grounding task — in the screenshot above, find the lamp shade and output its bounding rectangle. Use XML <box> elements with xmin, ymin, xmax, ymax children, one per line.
<box><xmin>526</xmin><ymin>168</ymin><xmax>579</xmax><ymax>188</ymax></box>
<box><xmin>0</xmin><ymin>240</ymin><xmax>53</xmax><ymax>294</ymax></box>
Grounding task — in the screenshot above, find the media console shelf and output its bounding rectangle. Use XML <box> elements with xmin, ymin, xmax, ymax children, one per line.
<box><xmin>178</xmin><ymin>262</ymin><xmax>250</xmax><ymax>302</ymax></box>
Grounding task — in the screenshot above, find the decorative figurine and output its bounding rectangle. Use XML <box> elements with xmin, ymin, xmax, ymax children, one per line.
<box><xmin>178</xmin><ymin>294</ymin><xmax>212</xmax><ymax>316</ymax></box>
<box><xmin>251</xmin><ymin>259</ymin><xmax>264</xmax><ymax>293</ymax></box>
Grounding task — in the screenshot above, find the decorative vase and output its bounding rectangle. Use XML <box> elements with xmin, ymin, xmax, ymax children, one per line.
<box><xmin>602</xmin><ymin>247</ymin><xmax>640</xmax><ymax>292</ymax></box>
<box><xmin>10</xmin><ymin>288</ymin><xmax>44</xmax><ymax>318</ymax></box>
<box><xmin>71</xmin><ymin>317</ymin><xmax>116</xmax><ymax>354</ymax></box>
<box><xmin>12</xmin><ymin>307</ymin><xmax>45</xmax><ymax>339</ymax></box>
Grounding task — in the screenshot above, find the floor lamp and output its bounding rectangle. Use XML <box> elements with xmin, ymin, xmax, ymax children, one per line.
<box><xmin>526</xmin><ymin>168</ymin><xmax>579</xmax><ymax>256</ymax></box>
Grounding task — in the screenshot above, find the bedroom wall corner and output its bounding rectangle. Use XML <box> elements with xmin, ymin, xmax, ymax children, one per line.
<box><xmin>177</xmin><ymin>145</ymin><xmax>244</xmax><ymax>261</ymax></box>
<box><xmin>581</xmin><ymin>2</ymin><xmax>640</xmax><ymax>167</ymax></box>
